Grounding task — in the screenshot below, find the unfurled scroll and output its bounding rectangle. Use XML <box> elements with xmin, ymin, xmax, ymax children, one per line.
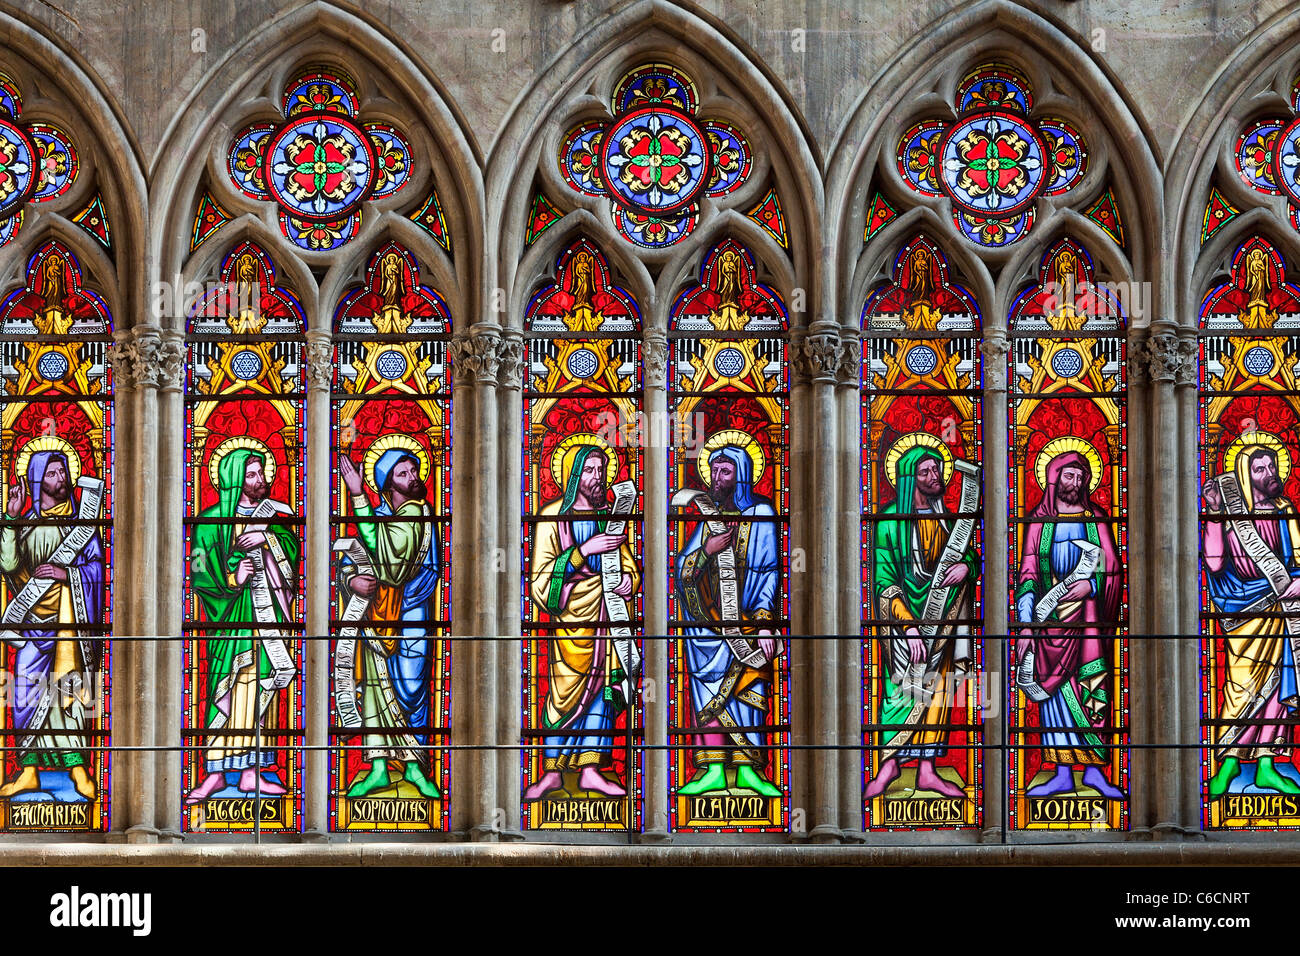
<box><xmin>918</xmin><ymin>458</ymin><xmax>980</xmax><ymax>637</ymax></box>
<box><xmin>1215</xmin><ymin>471</ymin><xmax>1300</xmax><ymax>638</ymax></box>
<box><xmin>1033</xmin><ymin>538</ymin><xmax>1101</xmax><ymax>623</ymax></box>
<box><xmin>600</xmin><ymin>480</ymin><xmax>640</xmax><ymax>705</ymax></box>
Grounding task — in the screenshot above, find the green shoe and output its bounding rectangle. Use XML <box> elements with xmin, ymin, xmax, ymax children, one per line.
<box><xmin>736</xmin><ymin>764</ymin><xmax>782</xmax><ymax>797</ymax></box>
<box><xmin>678</xmin><ymin>762</ymin><xmax>727</xmax><ymax>795</ymax></box>
<box><xmin>347</xmin><ymin>760</ymin><xmax>391</xmax><ymax>798</ymax></box>
<box><xmin>1208</xmin><ymin>757</ymin><xmax>1240</xmax><ymax>799</ymax></box>
<box><xmin>1254</xmin><ymin>756</ymin><xmax>1300</xmax><ymax>795</ymax></box>
<box><xmin>404</xmin><ymin>762</ymin><xmax>442</xmax><ymax>799</ymax></box>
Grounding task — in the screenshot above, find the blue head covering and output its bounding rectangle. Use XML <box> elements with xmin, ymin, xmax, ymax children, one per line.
<box><xmin>373</xmin><ymin>449</ymin><xmax>420</xmax><ymax>513</ymax></box>
<box><xmin>709</xmin><ymin>445</ymin><xmax>755</xmax><ymax>510</ymax></box>
<box><xmin>26</xmin><ymin>450</ymin><xmax>70</xmax><ymax>518</ymax></box>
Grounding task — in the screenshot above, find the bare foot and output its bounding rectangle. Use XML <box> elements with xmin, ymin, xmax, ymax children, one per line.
<box><xmin>578</xmin><ymin>766</ymin><xmax>626</xmax><ymax>796</ymax></box>
<box><xmin>916</xmin><ymin>761</ymin><xmax>966</xmax><ymax>798</ymax></box>
<box><xmin>0</xmin><ymin>766</ymin><xmax>39</xmax><ymax>798</ymax></box>
<box><xmin>70</xmin><ymin>765</ymin><xmax>96</xmax><ymax>801</ymax></box>
<box><xmin>239</xmin><ymin>769</ymin><xmax>286</xmax><ymax>795</ymax></box>
<box><xmin>524</xmin><ymin>771</ymin><xmax>565</xmax><ymax>800</ymax></box>
<box><xmin>864</xmin><ymin>757</ymin><xmax>900</xmax><ymax>799</ymax></box>
<box><xmin>185</xmin><ymin>771</ymin><xmax>225</xmax><ymax>805</ymax></box>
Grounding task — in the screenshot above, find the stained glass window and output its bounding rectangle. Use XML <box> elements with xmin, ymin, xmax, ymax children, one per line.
<box><xmin>0</xmin><ymin>72</ymin><xmax>79</xmax><ymax>249</ymax></box>
<box><xmin>896</xmin><ymin>63</ymin><xmax>1086</xmax><ymax>248</ymax></box>
<box><xmin>0</xmin><ymin>240</ymin><xmax>112</xmax><ymax>831</ymax></box>
<box><xmin>668</xmin><ymin>239</ymin><xmax>789</xmax><ymax>832</ymax></box>
<box><xmin>860</xmin><ymin>236</ymin><xmax>984</xmax><ymax>830</ymax></box>
<box><xmin>1234</xmin><ymin>78</ymin><xmax>1300</xmax><ymax>234</ymax></box>
<box><xmin>330</xmin><ymin>242</ymin><xmax>451</xmax><ymax>831</ymax></box>
<box><xmin>182</xmin><ymin>241</ymin><xmax>305</xmax><ymax>833</ymax></box>
<box><xmin>226</xmin><ymin>67</ymin><xmax>411</xmax><ymax>252</ymax></box>
<box><xmin>557</xmin><ymin>63</ymin><xmax>751</xmax><ymax>249</ymax></box>
<box><xmin>1007</xmin><ymin>237</ymin><xmax>1129</xmax><ymax>830</ymax></box>
<box><xmin>521</xmin><ymin>238</ymin><xmax>644</xmax><ymax>831</ymax></box>
<box><xmin>1199</xmin><ymin>236</ymin><xmax>1300</xmax><ymax>829</ymax></box>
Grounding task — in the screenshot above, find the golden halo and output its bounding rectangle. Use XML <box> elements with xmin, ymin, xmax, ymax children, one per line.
<box><xmin>884</xmin><ymin>432</ymin><xmax>954</xmax><ymax>488</ymax></box>
<box><xmin>1225</xmin><ymin>430</ymin><xmax>1292</xmax><ymax>484</ymax></box>
<box><xmin>208</xmin><ymin>436</ymin><xmax>275</xmax><ymax>492</ymax></box>
<box><xmin>697</xmin><ymin>429</ymin><xmax>766</xmax><ymax>486</ymax></box>
<box><xmin>363</xmin><ymin>434</ymin><xmax>431</xmax><ymax>493</ymax></box>
<box><xmin>549</xmin><ymin>433</ymin><xmax>618</xmax><ymax>491</ymax></box>
<box><xmin>1035</xmin><ymin>436</ymin><xmax>1103</xmax><ymax>493</ymax></box>
<box><xmin>13</xmin><ymin>435</ymin><xmax>81</xmax><ymax>487</ymax></box>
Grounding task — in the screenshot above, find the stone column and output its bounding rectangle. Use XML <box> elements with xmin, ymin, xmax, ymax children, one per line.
<box><xmin>798</xmin><ymin>325</ymin><xmax>841</xmax><ymax>843</ymax></box>
<box><xmin>154</xmin><ymin>330</ymin><xmax>185</xmax><ymax>841</ymax></box>
<box><xmin>787</xmin><ymin>328</ymin><xmax>810</xmax><ymax>825</ymax></box>
<box><xmin>107</xmin><ymin>332</ymin><xmax>134</xmax><ymax>838</ymax></box>
<box><xmin>834</xmin><ymin>335</ymin><xmax>862</xmax><ymax>835</ymax></box>
<box><xmin>302</xmin><ymin>330</ymin><xmax>332</xmax><ymax>839</ymax></box>
<box><xmin>1141</xmin><ymin>329</ymin><xmax>1182</xmax><ymax>835</ymax></box>
<box><xmin>125</xmin><ymin>324</ymin><xmax>161</xmax><ymax>843</ymax></box>
<box><xmin>448</xmin><ymin>326</ymin><xmax>503</xmax><ymax>840</ymax></box>
<box><xmin>979</xmin><ymin>332</ymin><xmax>1010</xmax><ymax>841</ymax></box>
<box><xmin>495</xmin><ymin>329</ymin><xmax>525</xmax><ymax>841</ymax></box>
<box><xmin>1175</xmin><ymin>330</ymin><xmax>1200</xmax><ymax>830</ymax></box>
<box><xmin>642</xmin><ymin>329</ymin><xmax>670</xmax><ymax>840</ymax></box>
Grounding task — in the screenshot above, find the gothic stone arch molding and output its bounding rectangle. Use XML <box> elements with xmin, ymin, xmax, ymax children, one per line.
<box><xmin>490</xmin><ymin>0</ymin><xmax>821</xmax><ymax>335</ymax></box>
<box><xmin>1172</xmin><ymin>9</ymin><xmax>1300</xmax><ymax>328</ymax></box>
<box><xmin>151</xmin><ymin>1</ymin><xmax>483</xmax><ymax>333</ymax></box>
<box><xmin>830</xmin><ymin>0</ymin><xmax>1160</xmax><ymax>337</ymax></box>
<box><xmin>0</xmin><ymin>12</ymin><xmax>145</xmax><ymax>332</ymax></box>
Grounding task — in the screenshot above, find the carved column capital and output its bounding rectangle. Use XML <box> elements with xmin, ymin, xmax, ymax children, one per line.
<box><xmin>304</xmin><ymin>329</ymin><xmax>333</xmax><ymax>393</ymax></box>
<box><xmin>978</xmin><ymin>334</ymin><xmax>1011</xmax><ymax>361</ymax></box>
<box><xmin>644</xmin><ymin>329</ymin><xmax>669</xmax><ymax>389</ymax></box>
<box><xmin>449</xmin><ymin>327</ymin><xmax>507</xmax><ymax>386</ymax></box>
<box><xmin>496</xmin><ymin>330</ymin><xmax>528</xmax><ymax>392</ymax></box>
<box><xmin>157</xmin><ymin>329</ymin><xmax>185</xmax><ymax>394</ymax></box>
<box><xmin>129</xmin><ymin>324</ymin><xmax>163</xmax><ymax>390</ymax></box>
<box><xmin>834</xmin><ymin>336</ymin><xmax>861</xmax><ymax>388</ymax></box>
<box><xmin>794</xmin><ymin>329</ymin><xmax>841</xmax><ymax>386</ymax></box>
<box><xmin>1141</xmin><ymin>331</ymin><xmax>1180</xmax><ymax>385</ymax></box>
<box><xmin>109</xmin><ymin>329</ymin><xmax>134</xmax><ymax>390</ymax></box>
<box><xmin>1175</xmin><ymin>332</ymin><xmax>1198</xmax><ymax>389</ymax></box>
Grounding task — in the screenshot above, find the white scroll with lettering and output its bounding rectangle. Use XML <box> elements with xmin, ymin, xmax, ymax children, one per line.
<box><xmin>600</xmin><ymin>480</ymin><xmax>640</xmax><ymax>705</ymax></box>
<box><xmin>919</xmin><ymin>458</ymin><xmax>980</xmax><ymax>636</ymax></box>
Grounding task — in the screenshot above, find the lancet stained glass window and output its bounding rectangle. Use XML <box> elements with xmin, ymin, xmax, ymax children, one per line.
<box><xmin>860</xmin><ymin>236</ymin><xmax>985</xmax><ymax>830</ymax></box>
<box><xmin>1199</xmin><ymin>236</ymin><xmax>1300</xmax><ymax>829</ymax></box>
<box><xmin>1007</xmin><ymin>237</ymin><xmax>1129</xmax><ymax>831</ymax></box>
<box><xmin>330</xmin><ymin>242</ymin><xmax>451</xmax><ymax>831</ymax></box>
<box><xmin>521</xmin><ymin>239</ymin><xmax>644</xmax><ymax>831</ymax></box>
<box><xmin>668</xmin><ymin>239</ymin><xmax>790</xmax><ymax>832</ymax></box>
<box><xmin>182</xmin><ymin>241</ymin><xmax>305</xmax><ymax>833</ymax></box>
<box><xmin>0</xmin><ymin>240</ymin><xmax>112</xmax><ymax>831</ymax></box>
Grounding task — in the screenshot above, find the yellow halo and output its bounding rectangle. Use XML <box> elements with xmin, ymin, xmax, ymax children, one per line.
<box><xmin>697</xmin><ymin>429</ymin><xmax>766</xmax><ymax>486</ymax></box>
<box><xmin>208</xmin><ymin>436</ymin><xmax>275</xmax><ymax>492</ymax></box>
<box><xmin>1035</xmin><ymin>436</ymin><xmax>1103</xmax><ymax>493</ymax></box>
<box><xmin>549</xmin><ymin>433</ymin><xmax>618</xmax><ymax>492</ymax></box>
<box><xmin>13</xmin><ymin>435</ymin><xmax>82</xmax><ymax>487</ymax></box>
<box><xmin>884</xmin><ymin>432</ymin><xmax>954</xmax><ymax>488</ymax></box>
<box><xmin>1225</xmin><ymin>430</ymin><xmax>1292</xmax><ymax>484</ymax></box>
<box><xmin>362</xmin><ymin>434</ymin><xmax>431</xmax><ymax>493</ymax></box>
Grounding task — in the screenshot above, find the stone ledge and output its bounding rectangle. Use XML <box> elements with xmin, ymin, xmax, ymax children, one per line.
<box><xmin>0</xmin><ymin>842</ymin><xmax>1296</xmax><ymax>866</ymax></box>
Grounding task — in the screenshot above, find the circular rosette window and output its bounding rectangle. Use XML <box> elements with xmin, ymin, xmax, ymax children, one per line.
<box><xmin>1039</xmin><ymin>119</ymin><xmax>1087</xmax><ymax>196</ymax></box>
<box><xmin>952</xmin><ymin>207</ymin><xmax>1034</xmax><ymax>247</ymax></box>
<box><xmin>1272</xmin><ymin>115</ymin><xmax>1300</xmax><ymax>207</ymax></box>
<box><xmin>896</xmin><ymin>120</ymin><xmax>946</xmax><ymax>196</ymax></box>
<box><xmin>0</xmin><ymin>209</ymin><xmax>21</xmax><ymax>247</ymax></box>
<box><xmin>278</xmin><ymin>209</ymin><xmax>361</xmax><ymax>251</ymax></box>
<box><xmin>704</xmin><ymin>122</ymin><xmax>751</xmax><ymax>197</ymax></box>
<box><xmin>228</xmin><ymin>122</ymin><xmax>276</xmax><ymax>200</ymax></box>
<box><xmin>365</xmin><ymin>123</ymin><xmax>412</xmax><ymax>199</ymax></box>
<box><xmin>602</xmin><ymin>107</ymin><xmax>710</xmax><ymax>214</ymax></box>
<box><xmin>1237</xmin><ymin>120</ymin><xmax>1285</xmax><ymax>195</ymax></box>
<box><xmin>26</xmin><ymin>124</ymin><xmax>77</xmax><ymax>202</ymax></box>
<box><xmin>612</xmin><ymin>63</ymin><xmax>699</xmax><ymax>115</ymax></box>
<box><xmin>559</xmin><ymin>121</ymin><xmax>606</xmax><ymax>197</ymax></box>
<box><xmin>611</xmin><ymin>201</ymin><xmax>698</xmax><ymax>249</ymax></box>
<box><xmin>939</xmin><ymin>111</ymin><xmax>1046</xmax><ymax>216</ymax></box>
<box><xmin>264</xmin><ymin>114</ymin><xmax>377</xmax><ymax>221</ymax></box>
<box><xmin>0</xmin><ymin>116</ymin><xmax>37</xmax><ymax>218</ymax></box>
<box><xmin>282</xmin><ymin>70</ymin><xmax>359</xmax><ymax>118</ymax></box>
<box><xmin>0</xmin><ymin>72</ymin><xmax>20</xmax><ymax>120</ymax></box>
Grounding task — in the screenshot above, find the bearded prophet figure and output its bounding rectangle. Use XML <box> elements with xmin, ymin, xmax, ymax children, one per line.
<box><xmin>1014</xmin><ymin>447</ymin><xmax>1124</xmax><ymax>800</ymax></box>
<box><xmin>525</xmin><ymin>441</ymin><xmax>639</xmax><ymax>799</ymax></box>
<box><xmin>0</xmin><ymin>450</ymin><xmax>105</xmax><ymax>801</ymax></box>
<box><xmin>865</xmin><ymin>442</ymin><xmax>978</xmax><ymax>801</ymax></box>
<box><xmin>1203</xmin><ymin>440</ymin><xmax>1300</xmax><ymax>797</ymax></box>
<box><xmin>338</xmin><ymin>446</ymin><xmax>442</xmax><ymax>799</ymax></box>
<box><xmin>674</xmin><ymin>439</ymin><xmax>782</xmax><ymax>798</ymax></box>
<box><xmin>186</xmin><ymin>447</ymin><xmax>300</xmax><ymax>804</ymax></box>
